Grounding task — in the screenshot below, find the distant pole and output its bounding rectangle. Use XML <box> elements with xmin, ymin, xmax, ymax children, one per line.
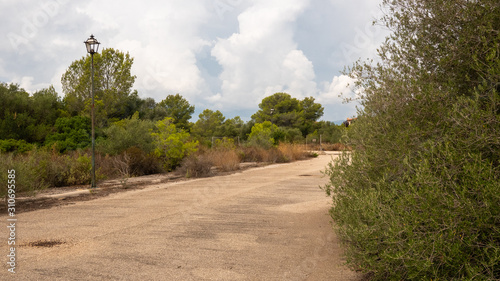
<box><xmin>84</xmin><ymin>35</ymin><xmax>100</xmax><ymax>188</ymax></box>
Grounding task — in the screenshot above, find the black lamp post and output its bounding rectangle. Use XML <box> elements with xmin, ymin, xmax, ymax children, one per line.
<box><xmin>84</xmin><ymin>34</ymin><xmax>100</xmax><ymax>188</ymax></box>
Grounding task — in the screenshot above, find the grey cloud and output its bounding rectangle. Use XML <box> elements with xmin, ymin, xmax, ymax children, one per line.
<box><xmin>0</xmin><ymin>0</ymin><xmax>386</xmax><ymax>121</ymax></box>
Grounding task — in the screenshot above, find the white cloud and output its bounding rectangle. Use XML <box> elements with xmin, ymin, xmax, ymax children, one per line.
<box><xmin>75</xmin><ymin>1</ymin><xmax>213</xmax><ymax>102</ymax></box>
<box><xmin>317</xmin><ymin>75</ymin><xmax>361</xmax><ymax>120</ymax></box>
<box><xmin>320</xmin><ymin>75</ymin><xmax>356</xmax><ymax>102</ymax></box>
<box><xmin>211</xmin><ymin>0</ymin><xmax>315</xmax><ymax>109</ymax></box>
<box><xmin>10</xmin><ymin>76</ymin><xmax>50</xmax><ymax>93</ymax></box>
<box><xmin>281</xmin><ymin>50</ymin><xmax>317</xmax><ymax>97</ymax></box>
<box><xmin>0</xmin><ymin>0</ymin><xmax>386</xmax><ymax>121</ymax></box>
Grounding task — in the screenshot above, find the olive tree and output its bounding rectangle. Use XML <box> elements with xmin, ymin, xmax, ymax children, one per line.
<box><xmin>324</xmin><ymin>1</ymin><xmax>500</xmax><ymax>279</ymax></box>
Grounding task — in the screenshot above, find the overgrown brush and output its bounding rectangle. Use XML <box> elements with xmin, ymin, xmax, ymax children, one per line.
<box><xmin>277</xmin><ymin>143</ymin><xmax>308</xmax><ymax>161</ymax></box>
<box><xmin>0</xmin><ymin>149</ymin><xmax>94</xmax><ymax>196</ymax></box>
<box><xmin>321</xmin><ymin>143</ymin><xmax>349</xmax><ymax>151</ymax></box>
<box><xmin>0</xmin><ymin>151</ymin><xmax>49</xmax><ymax>196</ymax></box>
<box><xmin>323</xmin><ymin>0</ymin><xmax>500</xmax><ymax>279</ymax></box>
<box><xmin>208</xmin><ymin>148</ymin><xmax>240</xmax><ymax>172</ymax></box>
<box><xmin>0</xmin><ymin>146</ymin><xmax>164</xmax><ymax>197</ymax></box>
<box><xmin>123</xmin><ymin>146</ymin><xmax>163</xmax><ymax>176</ymax></box>
<box><xmin>177</xmin><ymin>151</ymin><xmax>213</xmax><ymax>178</ymax></box>
<box><xmin>238</xmin><ymin>146</ymin><xmax>268</xmax><ymax>162</ymax></box>
<box><xmin>177</xmin><ymin>142</ymin><xmax>314</xmax><ymax>178</ymax></box>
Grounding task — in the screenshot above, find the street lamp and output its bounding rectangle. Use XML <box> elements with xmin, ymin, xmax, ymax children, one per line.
<box><xmin>84</xmin><ymin>34</ymin><xmax>100</xmax><ymax>188</ymax></box>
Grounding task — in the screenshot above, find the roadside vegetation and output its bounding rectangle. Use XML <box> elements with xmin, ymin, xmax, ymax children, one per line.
<box><xmin>0</xmin><ymin>51</ymin><xmax>347</xmax><ymax>197</ymax></box>
<box><xmin>323</xmin><ymin>0</ymin><xmax>499</xmax><ymax>280</ymax></box>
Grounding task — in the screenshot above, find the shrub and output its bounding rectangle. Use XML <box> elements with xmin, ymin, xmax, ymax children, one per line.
<box><xmin>322</xmin><ymin>143</ymin><xmax>349</xmax><ymax>151</ymax></box>
<box><xmin>247</xmin><ymin>121</ymin><xmax>278</xmax><ymax>149</ymax></box>
<box><xmin>177</xmin><ymin>152</ymin><xmax>213</xmax><ymax>178</ymax></box>
<box><xmin>277</xmin><ymin>143</ymin><xmax>308</xmax><ymax>162</ymax></box>
<box><xmin>124</xmin><ymin>146</ymin><xmax>162</xmax><ymax>176</ymax></box>
<box><xmin>32</xmin><ymin>150</ymin><xmax>92</xmax><ymax>187</ymax></box>
<box><xmin>44</xmin><ymin>116</ymin><xmax>91</xmax><ymax>152</ymax></box>
<box><xmin>239</xmin><ymin>145</ymin><xmax>294</xmax><ymax>163</ymax></box>
<box><xmin>208</xmin><ymin>148</ymin><xmax>240</xmax><ymax>172</ymax></box>
<box><xmin>0</xmin><ymin>139</ymin><xmax>34</xmax><ymax>153</ymax></box>
<box><xmin>0</xmin><ymin>149</ymin><xmax>103</xmax><ymax>197</ymax></box>
<box><xmin>239</xmin><ymin>146</ymin><xmax>268</xmax><ymax>162</ymax></box>
<box><xmin>323</xmin><ymin>1</ymin><xmax>500</xmax><ymax>279</ymax></box>
<box><xmin>68</xmin><ymin>153</ymin><xmax>92</xmax><ymax>185</ymax></box>
<box><xmin>151</xmin><ymin>117</ymin><xmax>198</xmax><ymax>171</ymax></box>
<box><xmin>0</xmin><ymin>152</ymin><xmax>49</xmax><ymax>197</ymax></box>
<box><xmin>99</xmin><ymin>112</ymin><xmax>155</xmax><ymax>155</ymax></box>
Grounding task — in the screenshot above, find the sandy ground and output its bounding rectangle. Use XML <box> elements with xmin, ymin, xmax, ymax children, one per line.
<box><xmin>1</xmin><ymin>153</ymin><xmax>364</xmax><ymax>280</ymax></box>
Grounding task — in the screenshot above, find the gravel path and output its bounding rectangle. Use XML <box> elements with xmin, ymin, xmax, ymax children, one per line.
<box><xmin>2</xmin><ymin>153</ymin><xmax>363</xmax><ymax>280</ymax></box>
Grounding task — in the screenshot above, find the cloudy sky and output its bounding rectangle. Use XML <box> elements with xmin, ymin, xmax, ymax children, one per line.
<box><xmin>0</xmin><ymin>0</ymin><xmax>387</xmax><ymax>122</ymax></box>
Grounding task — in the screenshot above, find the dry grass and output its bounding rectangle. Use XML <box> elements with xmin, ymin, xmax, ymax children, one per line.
<box><xmin>239</xmin><ymin>143</ymin><xmax>310</xmax><ymax>163</ymax></box>
<box><xmin>239</xmin><ymin>146</ymin><xmax>269</xmax><ymax>162</ymax></box>
<box><xmin>176</xmin><ymin>143</ymin><xmax>317</xmax><ymax>179</ymax></box>
<box><xmin>278</xmin><ymin>143</ymin><xmax>308</xmax><ymax>161</ymax></box>
<box><xmin>208</xmin><ymin>149</ymin><xmax>240</xmax><ymax>172</ymax></box>
<box><xmin>319</xmin><ymin>143</ymin><xmax>351</xmax><ymax>151</ymax></box>
<box><xmin>177</xmin><ymin>152</ymin><xmax>213</xmax><ymax>178</ymax></box>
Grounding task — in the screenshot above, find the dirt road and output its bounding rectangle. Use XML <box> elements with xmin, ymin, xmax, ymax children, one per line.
<box><xmin>2</xmin><ymin>153</ymin><xmax>363</xmax><ymax>280</ymax></box>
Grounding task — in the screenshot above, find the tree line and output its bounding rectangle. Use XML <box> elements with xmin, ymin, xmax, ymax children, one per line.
<box><xmin>0</xmin><ymin>48</ymin><xmax>343</xmax><ymax>155</ymax></box>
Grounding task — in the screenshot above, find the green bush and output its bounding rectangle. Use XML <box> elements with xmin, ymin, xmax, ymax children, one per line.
<box><xmin>44</xmin><ymin>116</ymin><xmax>91</xmax><ymax>152</ymax></box>
<box><xmin>99</xmin><ymin>112</ymin><xmax>155</xmax><ymax>155</ymax></box>
<box><xmin>66</xmin><ymin>153</ymin><xmax>92</xmax><ymax>186</ymax></box>
<box><xmin>0</xmin><ymin>152</ymin><xmax>49</xmax><ymax>197</ymax></box>
<box><xmin>0</xmin><ymin>139</ymin><xmax>34</xmax><ymax>153</ymax></box>
<box><xmin>323</xmin><ymin>1</ymin><xmax>500</xmax><ymax>280</ymax></box>
<box><xmin>151</xmin><ymin>117</ymin><xmax>198</xmax><ymax>171</ymax></box>
<box><xmin>325</xmin><ymin>141</ymin><xmax>499</xmax><ymax>279</ymax></box>
<box><xmin>247</xmin><ymin>121</ymin><xmax>278</xmax><ymax>149</ymax></box>
<box><xmin>0</xmin><ymin>149</ymin><xmax>99</xmax><ymax>197</ymax></box>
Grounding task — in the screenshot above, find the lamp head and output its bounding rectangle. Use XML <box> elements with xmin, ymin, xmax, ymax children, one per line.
<box><xmin>84</xmin><ymin>34</ymin><xmax>100</xmax><ymax>54</ymax></box>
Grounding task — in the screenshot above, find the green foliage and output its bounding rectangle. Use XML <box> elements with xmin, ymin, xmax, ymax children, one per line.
<box><xmin>0</xmin><ymin>83</ymin><xmax>63</xmax><ymax>144</ymax></box>
<box><xmin>31</xmin><ymin>86</ymin><xmax>63</xmax><ymax>126</ymax></box>
<box><xmin>191</xmin><ymin>109</ymin><xmax>226</xmax><ymax>141</ymax></box>
<box><xmin>158</xmin><ymin>93</ymin><xmax>195</xmax><ymax>131</ymax></box>
<box><xmin>137</xmin><ymin>97</ymin><xmax>169</xmax><ymax>121</ymax></box>
<box><xmin>252</xmin><ymin>92</ymin><xmax>302</xmax><ymax>127</ymax></box>
<box><xmin>317</xmin><ymin>121</ymin><xmax>344</xmax><ymax>144</ymax></box>
<box><xmin>151</xmin><ymin>117</ymin><xmax>198</xmax><ymax>171</ymax></box>
<box><xmin>0</xmin><ymin>152</ymin><xmax>49</xmax><ymax>197</ymax></box>
<box><xmin>275</xmin><ymin>127</ymin><xmax>303</xmax><ymax>143</ymax></box>
<box><xmin>0</xmin><ymin>149</ymin><xmax>95</xmax><ymax>196</ymax></box>
<box><xmin>222</xmin><ymin>116</ymin><xmax>245</xmax><ymax>139</ymax></box>
<box><xmin>100</xmin><ymin>112</ymin><xmax>155</xmax><ymax>155</ymax></box>
<box><xmin>248</xmin><ymin>121</ymin><xmax>278</xmax><ymax>149</ymax></box>
<box><xmin>324</xmin><ymin>0</ymin><xmax>500</xmax><ymax>280</ymax></box>
<box><xmin>252</xmin><ymin>93</ymin><xmax>324</xmax><ymax>136</ymax></box>
<box><xmin>45</xmin><ymin>116</ymin><xmax>91</xmax><ymax>152</ymax></box>
<box><xmin>0</xmin><ymin>139</ymin><xmax>34</xmax><ymax>153</ymax></box>
<box><xmin>66</xmin><ymin>153</ymin><xmax>92</xmax><ymax>186</ymax></box>
<box><xmin>61</xmin><ymin>48</ymin><xmax>137</xmax><ymax>123</ymax></box>
<box><xmin>211</xmin><ymin>137</ymin><xmax>239</xmax><ymax>152</ymax></box>
<box><xmin>299</xmin><ymin>96</ymin><xmax>325</xmax><ymax>135</ymax></box>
